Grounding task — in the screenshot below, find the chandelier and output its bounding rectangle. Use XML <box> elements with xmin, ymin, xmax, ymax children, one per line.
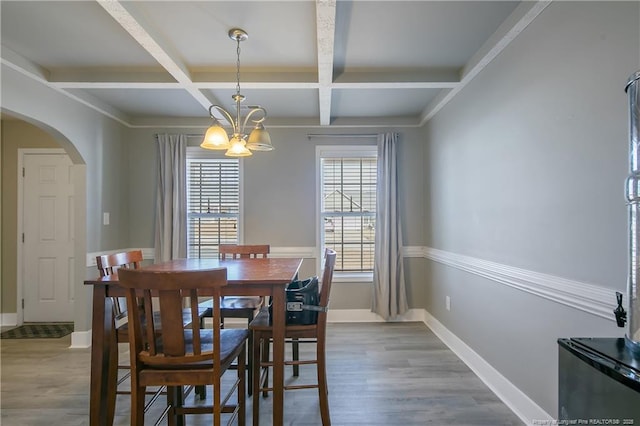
<box><xmin>200</xmin><ymin>28</ymin><xmax>273</xmax><ymax>157</ymax></box>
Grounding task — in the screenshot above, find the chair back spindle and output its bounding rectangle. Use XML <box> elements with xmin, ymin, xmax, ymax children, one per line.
<box><xmin>219</xmin><ymin>244</ymin><xmax>270</xmax><ymax>259</ymax></box>
<box><xmin>96</xmin><ymin>250</ymin><xmax>143</xmax><ymax>276</ymax></box>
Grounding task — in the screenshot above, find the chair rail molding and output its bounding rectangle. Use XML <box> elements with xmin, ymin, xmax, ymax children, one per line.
<box><xmin>423</xmin><ymin>246</ymin><xmax>618</xmax><ymax>321</ymax></box>
<box><xmin>85</xmin><ymin>246</ymin><xmax>617</xmax><ymax>320</ymax></box>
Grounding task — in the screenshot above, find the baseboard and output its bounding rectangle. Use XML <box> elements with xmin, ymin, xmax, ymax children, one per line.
<box><xmin>1</xmin><ymin>313</ymin><xmax>17</xmax><ymax>327</ymax></box>
<box><xmin>69</xmin><ymin>330</ymin><xmax>91</xmax><ymax>348</ymax></box>
<box><xmin>328</xmin><ymin>308</ymin><xmax>549</xmax><ymax>423</ymax></box>
<box><xmin>422</xmin><ymin>310</ymin><xmax>552</xmax><ymax>425</ymax></box>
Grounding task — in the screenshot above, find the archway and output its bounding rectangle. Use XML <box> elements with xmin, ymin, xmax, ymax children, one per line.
<box><xmin>1</xmin><ymin>110</ymin><xmax>89</xmax><ymax>347</ymax></box>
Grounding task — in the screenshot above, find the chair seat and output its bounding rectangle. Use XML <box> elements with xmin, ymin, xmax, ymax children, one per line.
<box><xmin>145</xmin><ymin>328</ymin><xmax>249</xmax><ymax>369</ymax></box>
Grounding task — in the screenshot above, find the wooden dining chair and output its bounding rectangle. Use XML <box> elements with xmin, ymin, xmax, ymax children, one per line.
<box><xmin>96</xmin><ymin>250</ymin><xmax>151</xmax><ymax>399</ymax></box>
<box><xmin>249</xmin><ymin>248</ymin><xmax>337</xmax><ymax>426</ymax></box>
<box><xmin>213</xmin><ymin>244</ymin><xmax>270</xmax><ymax>395</ymax></box>
<box><xmin>96</xmin><ymin>250</ymin><xmax>207</xmax><ymax>403</ymax></box>
<box><xmin>218</xmin><ymin>244</ymin><xmax>270</xmax><ymax>327</ymax></box>
<box><xmin>117</xmin><ymin>267</ymin><xmax>248</xmax><ymax>426</ymax></box>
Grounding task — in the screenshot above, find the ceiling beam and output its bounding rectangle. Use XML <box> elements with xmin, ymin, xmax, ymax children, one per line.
<box><xmin>419</xmin><ymin>0</ymin><xmax>552</xmax><ymax>125</ymax></box>
<box><xmin>316</xmin><ymin>0</ymin><xmax>337</xmax><ymax>126</ymax></box>
<box><xmin>47</xmin><ymin>68</ymin><xmax>458</xmax><ymax>90</ymax></box>
<box><xmin>1</xmin><ymin>47</ymin><xmax>131</xmax><ymax>125</ymax></box>
<box><xmin>95</xmin><ymin>0</ymin><xmax>218</xmax><ymax>116</ymax></box>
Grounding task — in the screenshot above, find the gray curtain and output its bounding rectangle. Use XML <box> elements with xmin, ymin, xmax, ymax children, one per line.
<box><xmin>154</xmin><ymin>134</ymin><xmax>187</xmax><ymax>262</ymax></box>
<box><xmin>372</xmin><ymin>132</ymin><xmax>409</xmax><ymax>319</ymax></box>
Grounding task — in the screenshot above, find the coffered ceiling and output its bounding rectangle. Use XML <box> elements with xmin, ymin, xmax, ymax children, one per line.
<box><xmin>1</xmin><ymin>1</ymin><xmax>550</xmax><ymax>128</ymax></box>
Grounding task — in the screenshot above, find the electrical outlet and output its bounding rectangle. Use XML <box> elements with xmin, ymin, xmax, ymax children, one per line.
<box><xmin>103</xmin><ymin>212</ymin><xmax>110</xmax><ymax>226</ymax></box>
<box><xmin>445</xmin><ymin>296</ymin><xmax>451</xmax><ymax>311</ymax></box>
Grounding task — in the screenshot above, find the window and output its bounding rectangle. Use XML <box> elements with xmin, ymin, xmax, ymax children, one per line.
<box><xmin>186</xmin><ymin>153</ymin><xmax>240</xmax><ymax>258</ymax></box>
<box><xmin>317</xmin><ymin>146</ymin><xmax>377</xmax><ymax>275</ymax></box>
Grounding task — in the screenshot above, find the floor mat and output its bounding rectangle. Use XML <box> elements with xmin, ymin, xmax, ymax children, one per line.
<box><xmin>0</xmin><ymin>323</ymin><xmax>74</xmax><ymax>339</ymax></box>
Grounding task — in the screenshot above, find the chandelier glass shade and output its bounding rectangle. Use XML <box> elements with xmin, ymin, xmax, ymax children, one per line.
<box><xmin>200</xmin><ymin>28</ymin><xmax>274</xmax><ymax>157</ymax></box>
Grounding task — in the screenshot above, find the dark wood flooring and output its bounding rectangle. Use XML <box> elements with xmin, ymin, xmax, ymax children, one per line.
<box><xmin>0</xmin><ymin>322</ymin><xmax>523</xmax><ymax>425</ymax></box>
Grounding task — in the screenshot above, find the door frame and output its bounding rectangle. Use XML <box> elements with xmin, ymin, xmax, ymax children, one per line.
<box><xmin>16</xmin><ymin>148</ymin><xmax>70</xmax><ymax>325</ymax></box>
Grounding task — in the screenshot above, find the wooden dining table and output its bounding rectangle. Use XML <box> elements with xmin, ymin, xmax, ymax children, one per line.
<box><xmin>84</xmin><ymin>257</ymin><xmax>303</xmax><ymax>426</ymax></box>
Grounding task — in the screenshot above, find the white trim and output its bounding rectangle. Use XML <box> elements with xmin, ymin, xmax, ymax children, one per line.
<box><xmin>333</xmin><ymin>271</ymin><xmax>373</xmax><ymax>283</ymax></box>
<box><xmin>424</xmin><ymin>247</ymin><xmax>617</xmax><ymax>322</ymax></box>
<box><xmin>423</xmin><ymin>310</ymin><xmax>552</xmax><ymax>425</ymax></box>
<box><xmin>1</xmin><ymin>313</ymin><xmax>18</xmax><ymax>327</ymax></box>
<box><xmin>69</xmin><ymin>330</ymin><xmax>92</xmax><ymax>349</ymax></box>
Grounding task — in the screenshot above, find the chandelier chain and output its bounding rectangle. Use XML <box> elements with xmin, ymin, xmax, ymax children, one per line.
<box><xmin>200</xmin><ymin>28</ymin><xmax>273</xmax><ymax>155</ymax></box>
<box><xmin>235</xmin><ymin>38</ymin><xmax>241</xmax><ymax>95</ymax></box>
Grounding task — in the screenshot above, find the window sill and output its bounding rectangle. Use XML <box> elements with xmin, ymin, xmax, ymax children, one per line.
<box><xmin>334</xmin><ymin>272</ymin><xmax>373</xmax><ymax>283</ymax></box>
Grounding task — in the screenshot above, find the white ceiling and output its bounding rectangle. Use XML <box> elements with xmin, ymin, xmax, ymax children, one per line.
<box><xmin>0</xmin><ymin>1</ymin><xmax>550</xmax><ymax>129</ymax></box>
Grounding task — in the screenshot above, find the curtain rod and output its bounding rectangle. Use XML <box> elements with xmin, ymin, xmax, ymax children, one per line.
<box><xmin>154</xmin><ymin>133</ymin><xmax>203</xmax><ymax>138</ymax></box>
<box><xmin>158</xmin><ymin>133</ymin><xmax>387</xmax><ymax>139</ymax></box>
<box><xmin>306</xmin><ymin>133</ymin><xmax>378</xmax><ymax>139</ymax></box>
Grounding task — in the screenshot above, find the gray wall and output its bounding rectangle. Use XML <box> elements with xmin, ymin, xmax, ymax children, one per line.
<box><xmin>423</xmin><ymin>1</ymin><xmax>639</xmax><ymax>415</ymax></box>
<box><xmin>126</xmin><ymin>126</ymin><xmax>427</xmax><ymax>309</ymax></box>
<box><xmin>0</xmin><ymin>67</ymin><xmax>427</xmax><ymax>326</ymax></box>
<box><xmin>1</xmin><ymin>66</ymin><xmax>130</xmax><ymax>331</ymax></box>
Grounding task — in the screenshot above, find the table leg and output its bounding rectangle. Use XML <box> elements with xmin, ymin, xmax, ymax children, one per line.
<box><xmin>271</xmin><ymin>286</ymin><xmax>285</xmax><ymax>425</ymax></box>
<box><xmin>89</xmin><ymin>284</ymin><xmax>118</xmax><ymax>426</ymax></box>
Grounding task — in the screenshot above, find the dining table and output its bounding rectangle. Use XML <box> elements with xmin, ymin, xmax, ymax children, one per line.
<box><xmin>84</xmin><ymin>256</ymin><xmax>303</xmax><ymax>426</ymax></box>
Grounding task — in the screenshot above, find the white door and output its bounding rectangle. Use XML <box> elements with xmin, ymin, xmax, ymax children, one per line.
<box><xmin>22</xmin><ymin>152</ymin><xmax>75</xmax><ymax>322</ymax></box>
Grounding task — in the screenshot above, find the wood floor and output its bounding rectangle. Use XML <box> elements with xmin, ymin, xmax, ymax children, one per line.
<box><xmin>0</xmin><ymin>322</ymin><xmax>523</xmax><ymax>425</ymax></box>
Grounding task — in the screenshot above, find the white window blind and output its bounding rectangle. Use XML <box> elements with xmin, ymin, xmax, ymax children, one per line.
<box><xmin>320</xmin><ymin>152</ymin><xmax>377</xmax><ymax>272</ymax></box>
<box><xmin>186</xmin><ymin>158</ymin><xmax>239</xmax><ymax>258</ymax></box>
